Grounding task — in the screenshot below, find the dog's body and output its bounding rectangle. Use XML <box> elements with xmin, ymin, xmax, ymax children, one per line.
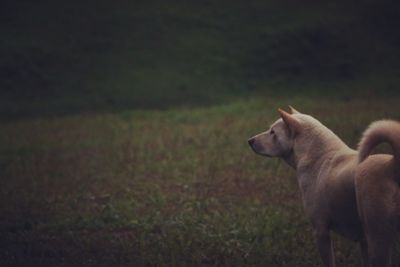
<box><xmin>355</xmin><ymin>120</ymin><xmax>400</xmax><ymax>267</ymax></box>
<box><xmin>248</xmin><ymin>107</ymin><xmax>400</xmax><ymax>267</ymax></box>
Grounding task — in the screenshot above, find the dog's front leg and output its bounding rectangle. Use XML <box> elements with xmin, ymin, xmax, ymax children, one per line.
<box><xmin>314</xmin><ymin>228</ymin><xmax>335</xmax><ymax>267</ymax></box>
<box><xmin>360</xmin><ymin>238</ymin><xmax>369</xmax><ymax>267</ymax></box>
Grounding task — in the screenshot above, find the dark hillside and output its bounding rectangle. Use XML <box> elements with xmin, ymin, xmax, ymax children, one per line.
<box><xmin>1</xmin><ymin>0</ymin><xmax>400</xmax><ymax>118</ymax></box>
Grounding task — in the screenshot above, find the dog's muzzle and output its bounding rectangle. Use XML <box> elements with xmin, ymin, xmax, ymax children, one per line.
<box><xmin>247</xmin><ymin>137</ymin><xmax>255</xmax><ymax>147</ymax></box>
<box><xmin>248</xmin><ymin>137</ymin><xmax>271</xmax><ymax>157</ymax></box>
<box><xmin>247</xmin><ymin>137</ymin><xmax>260</xmax><ymax>154</ymax></box>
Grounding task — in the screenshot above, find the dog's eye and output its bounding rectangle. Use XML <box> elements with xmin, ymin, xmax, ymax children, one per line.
<box><xmin>270</xmin><ymin>129</ymin><xmax>275</xmax><ymax>135</ymax></box>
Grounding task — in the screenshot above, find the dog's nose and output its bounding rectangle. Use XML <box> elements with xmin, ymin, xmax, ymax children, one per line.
<box><xmin>248</xmin><ymin>138</ymin><xmax>255</xmax><ymax>146</ymax></box>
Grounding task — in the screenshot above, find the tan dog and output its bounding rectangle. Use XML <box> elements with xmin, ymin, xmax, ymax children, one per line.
<box><xmin>248</xmin><ymin>107</ymin><xmax>398</xmax><ymax>267</ymax></box>
<box><xmin>355</xmin><ymin>120</ymin><xmax>400</xmax><ymax>267</ymax></box>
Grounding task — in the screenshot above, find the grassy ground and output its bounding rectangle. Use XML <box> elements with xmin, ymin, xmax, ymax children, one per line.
<box><xmin>1</xmin><ymin>95</ymin><xmax>400</xmax><ymax>266</ymax></box>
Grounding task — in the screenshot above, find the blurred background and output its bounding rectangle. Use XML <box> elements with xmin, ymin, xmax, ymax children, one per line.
<box><xmin>1</xmin><ymin>0</ymin><xmax>400</xmax><ymax>119</ymax></box>
<box><xmin>1</xmin><ymin>0</ymin><xmax>400</xmax><ymax>266</ymax></box>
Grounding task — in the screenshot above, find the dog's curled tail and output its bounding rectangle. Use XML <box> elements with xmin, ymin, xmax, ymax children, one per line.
<box><xmin>358</xmin><ymin>120</ymin><xmax>400</xmax><ymax>166</ymax></box>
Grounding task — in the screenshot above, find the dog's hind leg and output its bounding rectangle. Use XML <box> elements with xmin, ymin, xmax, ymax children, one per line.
<box><xmin>366</xmin><ymin>232</ymin><xmax>393</xmax><ymax>267</ymax></box>
<box><xmin>314</xmin><ymin>228</ymin><xmax>336</xmax><ymax>267</ymax></box>
<box><xmin>357</xmin><ymin>182</ymin><xmax>396</xmax><ymax>267</ymax></box>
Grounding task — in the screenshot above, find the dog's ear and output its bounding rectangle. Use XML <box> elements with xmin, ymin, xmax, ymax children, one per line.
<box><xmin>288</xmin><ymin>105</ymin><xmax>300</xmax><ymax>114</ymax></box>
<box><xmin>278</xmin><ymin>108</ymin><xmax>301</xmax><ymax>136</ymax></box>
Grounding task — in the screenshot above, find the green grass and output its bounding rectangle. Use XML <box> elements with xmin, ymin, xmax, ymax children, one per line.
<box><xmin>1</xmin><ymin>96</ymin><xmax>400</xmax><ymax>266</ymax></box>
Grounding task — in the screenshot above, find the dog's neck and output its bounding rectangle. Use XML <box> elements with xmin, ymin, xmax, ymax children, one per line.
<box><xmin>284</xmin><ymin>124</ymin><xmax>354</xmax><ymax>190</ymax></box>
<box><xmin>283</xmin><ymin>151</ymin><xmax>297</xmax><ymax>169</ymax></box>
<box><xmin>300</xmin><ymin>128</ymin><xmax>349</xmax><ymax>167</ymax></box>
<box><xmin>283</xmin><ymin>126</ymin><xmax>352</xmax><ymax>197</ymax></box>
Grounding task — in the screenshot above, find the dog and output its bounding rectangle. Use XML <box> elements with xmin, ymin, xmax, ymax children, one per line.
<box><xmin>248</xmin><ymin>106</ymin><xmax>400</xmax><ymax>267</ymax></box>
<box><xmin>355</xmin><ymin>120</ymin><xmax>400</xmax><ymax>267</ymax></box>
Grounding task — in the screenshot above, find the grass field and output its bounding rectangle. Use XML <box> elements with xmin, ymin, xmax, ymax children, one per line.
<box><xmin>1</xmin><ymin>95</ymin><xmax>400</xmax><ymax>266</ymax></box>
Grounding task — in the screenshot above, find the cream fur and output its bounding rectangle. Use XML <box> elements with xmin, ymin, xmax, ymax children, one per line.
<box><xmin>355</xmin><ymin>120</ymin><xmax>400</xmax><ymax>267</ymax></box>
<box><xmin>358</xmin><ymin>120</ymin><xmax>400</xmax><ymax>166</ymax></box>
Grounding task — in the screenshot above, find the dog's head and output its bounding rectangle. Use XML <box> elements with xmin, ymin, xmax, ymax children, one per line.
<box><xmin>248</xmin><ymin>106</ymin><xmax>301</xmax><ymax>157</ymax></box>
